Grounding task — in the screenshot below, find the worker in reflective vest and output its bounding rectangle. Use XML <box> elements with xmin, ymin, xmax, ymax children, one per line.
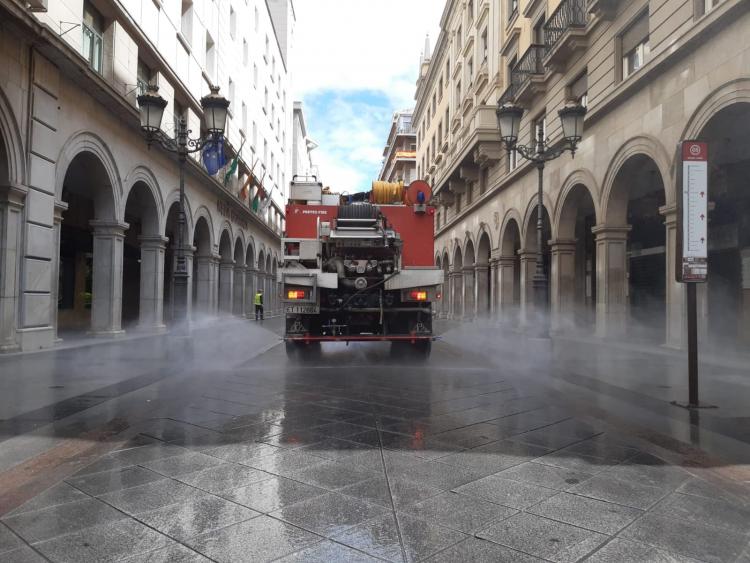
<box><xmin>254</xmin><ymin>290</ymin><xmax>264</xmax><ymax>321</ymax></box>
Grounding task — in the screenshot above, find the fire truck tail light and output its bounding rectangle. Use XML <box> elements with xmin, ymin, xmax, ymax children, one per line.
<box><xmin>287</xmin><ymin>290</ymin><xmax>306</xmax><ymax>300</ymax></box>
<box><xmin>410</xmin><ymin>291</ymin><xmax>428</xmax><ymax>301</ymax></box>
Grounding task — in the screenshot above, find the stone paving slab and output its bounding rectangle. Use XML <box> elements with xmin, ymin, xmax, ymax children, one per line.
<box><xmin>274</xmin><ymin>540</ymin><xmax>381</xmax><ymax>562</ymax></box>
<box><xmin>584</xmin><ymin>538</ymin><xmax>704</xmax><ymax>563</ymax></box>
<box><xmin>425</xmin><ymin>537</ymin><xmax>545</xmax><ymax>562</ymax></box>
<box><xmin>119</xmin><ymin>543</ymin><xmax>211</xmax><ymax>562</ymax></box>
<box><xmin>453</xmin><ymin>474</ymin><xmax>558</xmax><ymax>509</ymax></box>
<box><xmin>221</xmin><ymin>475</ymin><xmax>328</xmax><ymax>513</ymax></box>
<box><xmin>527</xmin><ymin>492</ymin><xmax>644</xmax><ymax>535</ymax></box>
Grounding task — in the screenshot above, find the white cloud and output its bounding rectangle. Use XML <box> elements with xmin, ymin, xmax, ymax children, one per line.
<box><xmin>292</xmin><ymin>0</ymin><xmax>444</xmax><ymax>192</ymax></box>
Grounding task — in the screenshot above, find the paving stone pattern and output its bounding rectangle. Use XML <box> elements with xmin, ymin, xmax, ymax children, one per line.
<box><xmin>2</xmin><ymin>345</ymin><xmax>750</xmax><ymax>562</ymax></box>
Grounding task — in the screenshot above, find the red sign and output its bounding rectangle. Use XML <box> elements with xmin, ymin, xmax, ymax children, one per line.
<box><xmin>682</xmin><ymin>141</ymin><xmax>708</xmax><ymax>162</ymax></box>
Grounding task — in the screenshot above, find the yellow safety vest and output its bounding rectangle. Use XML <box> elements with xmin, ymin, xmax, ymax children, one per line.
<box><xmin>254</xmin><ymin>293</ymin><xmax>263</xmax><ymax>306</ymax></box>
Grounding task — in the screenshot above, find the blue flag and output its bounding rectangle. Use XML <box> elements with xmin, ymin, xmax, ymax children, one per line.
<box><xmin>202</xmin><ymin>137</ymin><xmax>226</xmax><ymax>176</ymax></box>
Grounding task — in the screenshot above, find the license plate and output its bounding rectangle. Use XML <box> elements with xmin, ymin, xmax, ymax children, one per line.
<box><xmin>285</xmin><ymin>304</ymin><xmax>320</xmax><ymax>315</ymax></box>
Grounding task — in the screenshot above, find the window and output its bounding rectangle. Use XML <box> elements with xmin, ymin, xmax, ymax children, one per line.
<box><xmin>263</xmin><ymin>138</ymin><xmax>268</xmax><ymax>168</ymax></box>
<box><xmin>456</xmin><ymin>194</ymin><xmax>462</xmax><ymax>213</ymax></box>
<box><xmin>456</xmin><ymin>25</ymin><xmax>462</xmax><ymax>47</ymax></box>
<box><xmin>532</xmin><ymin>113</ymin><xmax>547</xmax><ymax>143</ymax></box>
<box><xmin>271</xmin><ymin>57</ymin><xmax>276</xmax><ymax>79</ymax></box>
<box><xmin>533</xmin><ymin>17</ymin><xmax>545</xmax><ymax>44</ymax></box>
<box><xmin>444</xmin><ymin>108</ymin><xmax>449</xmax><ymax>136</ymax></box>
<box><xmin>438</xmin><ymin>76</ymin><xmax>444</xmax><ymax>99</ymax></box>
<box><xmin>264</xmin><ymin>87</ymin><xmax>268</xmax><ymax>113</ymax></box>
<box><xmin>621</xmin><ymin>11</ymin><xmax>650</xmax><ymax>79</ymax></box>
<box><xmin>253</xmin><ymin>64</ymin><xmax>258</xmax><ymax>88</ymax></box>
<box><xmin>82</xmin><ymin>1</ymin><xmax>104</xmax><ymax>73</ymax></box>
<box><xmin>467</xmin><ymin>57</ymin><xmax>474</xmax><ymax>85</ymax></box>
<box><xmin>252</xmin><ymin>121</ymin><xmax>258</xmax><ymax>149</ymax></box>
<box><xmin>242</xmin><ymin>102</ymin><xmax>247</xmax><ymax>133</ymax></box>
<box><xmin>508</xmin><ymin>149</ymin><xmax>518</xmax><ymax>172</ymax></box>
<box><xmin>438</xmin><ymin>122</ymin><xmax>443</xmax><ymax>147</ymax></box>
<box><xmin>205</xmin><ymin>32</ymin><xmax>216</xmax><ymax>81</ymax></box>
<box><xmin>569</xmin><ymin>71</ymin><xmax>588</xmax><ymax>108</ymax></box>
<box><xmin>467</xmin><ymin>0</ymin><xmax>474</xmax><ymax>23</ymax></box>
<box><xmin>173</xmin><ymin>100</ymin><xmax>186</xmax><ymax>136</ymax></box>
<box><xmin>446</xmin><ymin>60</ymin><xmax>450</xmax><ymax>81</ymax></box>
<box><xmin>480</xmin><ymin>167</ymin><xmax>489</xmax><ymax>194</ymax></box>
<box><xmin>466</xmin><ymin>182</ymin><xmax>473</xmax><ymax>205</ymax></box>
<box><xmin>265</xmin><ymin>35</ymin><xmax>270</xmax><ymax>61</ymax></box>
<box><xmin>702</xmin><ymin>0</ymin><xmax>723</xmax><ymax>14</ymax></box>
<box><xmin>481</xmin><ymin>29</ymin><xmax>488</xmax><ymax>62</ymax></box>
<box><xmin>230</xmin><ymin>5</ymin><xmax>236</xmax><ymax>39</ymax></box>
<box><xmin>228</xmin><ymin>78</ymin><xmax>235</xmax><ymax>112</ymax></box>
<box><xmin>136</xmin><ymin>59</ymin><xmax>152</xmax><ymax>95</ymax></box>
<box><xmin>432</xmin><ymin>93</ymin><xmax>436</xmax><ymax>115</ymax></box>
<box><xmin>456</xmin><ymin>80</ymin><xmax>462</xmax><ymax>103</ymax></box>
<box><xmin>180</xmin><ymin>0</ymin><xmax>193</xmax><ymax>45</ymax></box>
<box><xmin>508</xmin><ymin>0</ymin><xmax>518</xmax><ymax>19</ymax></box>
<box><xmin>507</xmin><ymin>54</ymin><xmax>517</xmax><ymax>84</ymax></box>
<box><xmin>254</xmin><ymin>7</ymin><xmax>259</xmax><ymax>31</ymax></box>
<box><xmin>243</xmin><ymin>39</ymin><xmax>248</xmax><ymax>66</ymax></box>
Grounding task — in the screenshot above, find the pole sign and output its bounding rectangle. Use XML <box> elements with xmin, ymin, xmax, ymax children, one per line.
<box><xmin>676</xmin><ymin>141</ymin><xmax>708</xmax><ymax>283</ymax></box>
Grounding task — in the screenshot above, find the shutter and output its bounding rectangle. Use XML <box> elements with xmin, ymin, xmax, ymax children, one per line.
<box><xmin>622</xmin><ymin>11</ymin><xmax>649</xmax><ymax>55</ymax></box>
<box><xmin>570</xmin><ymin>72</ymin><xmax>588</xmax><ymax>100</ymax></box>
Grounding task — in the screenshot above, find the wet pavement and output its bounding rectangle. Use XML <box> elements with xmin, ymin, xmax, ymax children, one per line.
<box><xmin>0</xmin><ymin>319</ymin><xmax>749</xmax><ymax>562</ymax></box>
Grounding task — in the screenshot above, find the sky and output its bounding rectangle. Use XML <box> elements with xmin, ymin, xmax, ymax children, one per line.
<box><xmin>293</xmin><ymin>0</ymin><xmax>444</xmax><ymax>193</ymax></box>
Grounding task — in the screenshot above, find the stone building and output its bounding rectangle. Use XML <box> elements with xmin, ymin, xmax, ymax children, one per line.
<box><xmin>415</xmin><ymin>0</ymin><xmax>750</xmax><ymax>349</ymax></box>
<box><xmin>0</xmin><ymin>0</ymin><xmax>295</xmax><ymax>352</ymax></box>
<box><xmin>291</xmin><ymin>101</ymin><xmax>318</xmax><ymax>180</ymax></box>
<box><xmin>378</xmin><ymin>110</ymin><xmax>417</xmax><ymax>185</ymax></box>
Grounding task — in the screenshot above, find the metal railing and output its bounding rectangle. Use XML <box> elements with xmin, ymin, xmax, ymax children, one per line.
<box><xmin>544</xmin><ymin>0</ymin><xmax>588</xmax><ymax>52</ymax></box>
<box><xmin>512</xmin><ymin>44</ymin><xmax>546</xmax><ymax>91</ymax></box>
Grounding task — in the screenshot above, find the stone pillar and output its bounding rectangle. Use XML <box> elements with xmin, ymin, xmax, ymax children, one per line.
<box><xmin>244</xmin><ymin>268</ymin><xmax>256</xmax><ymax>317</ymax></box>
<box><xmin>593</xmin><ymin>225</ymin><xmax>631</xmax><ymax>339</ymax></box>
<box><xmin>475</xmin><ymin>265</ymin><xmax>490</xmax><ymax>317</ymax></box>
<box><xmin>489</xmin><ymin>259</ymin><xmax>499</xmax><ymax>316</ymax></box>
<box><xmin>661</xmin><ymin>206</ymin><xmax>685</xmax><ymax>349</ymax></box>
<box><xmin>89</xmin><ymin>220</ymin><xmax>128</xmax><ymax>337</ymax></box>
<box><xmin>463</xmin><ymin>266</ymin><xmax>475</xmax><ymax>321</ymax></box>
<box><xmin>138</xmin><ymin>235</ymin><xmax>168</xmax><ymax>331</ymax></box>
<box><xmin>549</xmin><ymin>239</ymin><xmax>577</xmax><ymax>333</ymax></box>
<box><xmin>518</xmin><ymin>251</ymin><xmax>538</xmax><ymax>326</ymax></box>
<box><xmin>194</xmin><ymin>254</ymin><xmax>216</xmax><ymax>317</ymax></box>
<box><xmin>51</xmin><ymin>201</ymin><xmax>67</xmax><ymax>343</ymax></box>
<box><xmin>497</xmin><ymin>256</ymin><xmax>517</xmax><ymax>318</ymax></box>
<box><xmin>450</xmin><ymin>271</ymin><xmax>463</xmax><ymax>320</ymax></box>
<box><xmin>0</xmin><ymin>184</ymin><xmax>26</xmax><ymax>351</ymax></box>
<box><xmin>218</xmin><ymin>260</ymin><xmax>235</xmax><ymax>315</ymax></box>
<box><xmin>233</xmin><ymin>264</ymin><xmax>246</xmax><ymax>317</ymax></box>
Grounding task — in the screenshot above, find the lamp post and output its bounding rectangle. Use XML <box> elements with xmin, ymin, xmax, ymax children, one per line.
<box><xmin>137</xmin><ymin>84</ymin><xmax>229</xmax><ymax>332</ymax></box>
<box><xmin>496</xmin><ymin>100</ymin><xmax>586</xmax><ymax>337</ymax></box>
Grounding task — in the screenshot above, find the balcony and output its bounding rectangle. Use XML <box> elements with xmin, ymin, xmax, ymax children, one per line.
<box><xmin>508</xmin><ymin>44</ymin><xmax>546</xmax><ymax>104</ymax></box>
<box><xmin>544</xmin><ymin>0</ymin><xmax>589</xmax><ymax>69</ymax></box>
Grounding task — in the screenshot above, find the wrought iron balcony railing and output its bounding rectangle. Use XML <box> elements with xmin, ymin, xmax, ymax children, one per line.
<box><xmin>514</xmin><ymin>44</ymin><xmax>546</xmax><ymax>88</ymax></box>
<box><xmin>544</xmin><ymin>0</ymin><xmax>588</xmax><ymax>52</ymax></box>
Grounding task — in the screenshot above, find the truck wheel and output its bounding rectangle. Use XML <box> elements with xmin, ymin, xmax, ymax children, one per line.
<box><xmin>414</xmin><ymin>340</ymin><xmax>432</xmax><ymax>360</ymax></box>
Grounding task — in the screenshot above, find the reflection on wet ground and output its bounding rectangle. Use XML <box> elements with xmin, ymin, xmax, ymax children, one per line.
<box><xmin>0</xmin><ymin>320</ymin><xmax>749</xmax><ymax>562</ymax></box>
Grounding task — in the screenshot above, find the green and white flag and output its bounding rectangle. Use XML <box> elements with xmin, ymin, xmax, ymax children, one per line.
<box><xmin>223</xmin><ymin>139</ymin><xmax>245</xmax><ymax>187</ymax></box>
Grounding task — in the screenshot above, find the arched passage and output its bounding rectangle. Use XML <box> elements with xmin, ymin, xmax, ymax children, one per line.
<box><xmin>58</xmin><ymin>151</ymin><xmax>122</xmax><ymax>335</ymax></box>
<box><xmin>555</xmin><ymin>183</ymin><xmax>597</xmax><ymax>329</ymax></box>
<box><xmin>602</xmin><ymin>154</ymin><xmax>667</xmax><ymax>340</ymax></box>
<box><xmin>233</xmin><ymin>237</ymin><xmax>246</xmax><ymax>316</ymax></box>
<box><xmin>463</xmin><ymin>240</ymin><xmax>476</xmax><ymax>320</ymax></box>
<box><xmin>452</xmin><ymin>245</ymin><xmax>464</xmax><ymax>319</ymax></box>
<box><xmin>441</xmin><ymin>252</ymin><xmax>450</xmax><ymax>318</ymax></box>
<box><xmin>498</xmin><ymin>217</ymin><xmax>522</xmax><ymax>324</ymax></box>
<box><xmin>122</xmin><ymin>181</ymin><xmax>162</xmax><ymax>329</ymax></box>
<box><xmin>476</xmin><ymin>232</ymin><xmax>492</xmax><ymax>317</ymax></box>
<box><xmin>192</xmin><ymin>215</ymin><xmax>213</xmax><ymax>318</ymax></box>
<box><xmin>244</xmin><ymin>242</ymin><xmax>256</xmax><ymax>317</ymax></box>
<box><xmin>697</xmin><ymin>102</ymin><xmax>750</xmax><ymax>346</ymax></box>
<box><xmin>218</xmin><ymin>229</ymin><xmax>234</xmax><ymax>314</ymax></box>
<box><xmin>521</xmin><ymin>205</ymin><xmax>552</xmax><ymax>327</ymax></box>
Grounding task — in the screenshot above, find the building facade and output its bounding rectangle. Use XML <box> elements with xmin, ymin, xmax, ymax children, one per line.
<box><xmin>291</xmin><ymin>101</ymin><xmax>318</xmax><ymax>180</ymax></box>
<box><xmin>378</xmin><ymin>110</ymin><xmax>417</xmax><ymax>184</ymax></box>
<box><xmin>416</xmin><ymin>0</ymin><xmax>750</xmax><ymax>349</ymax></box>
<box><xmin>0</xmin><ymin>0</ymin><xmax>295</xmax><ymax>352</ymax></box>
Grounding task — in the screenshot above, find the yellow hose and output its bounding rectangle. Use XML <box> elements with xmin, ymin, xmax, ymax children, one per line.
<box><xmin>371</xmin><ymin>181</ymin><xmax>405</xmax><ymax>204</ymax></box>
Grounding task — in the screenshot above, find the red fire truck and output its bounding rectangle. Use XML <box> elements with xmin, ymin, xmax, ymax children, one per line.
<box><xmin>280</xmin><ymin>177</ymin><xmax>443</xmax><ymax>358</ymax></box>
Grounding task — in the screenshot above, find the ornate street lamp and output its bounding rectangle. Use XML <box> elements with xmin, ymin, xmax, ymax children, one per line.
<box><xmin>137</xmin><ymin>84</ymin><xmax>229</xmax><ymax>333</ymax></box>
<box><xmin>496</xmin><ymin>99</ymin><xmax>587</xmax><ymax>336</ymax></box>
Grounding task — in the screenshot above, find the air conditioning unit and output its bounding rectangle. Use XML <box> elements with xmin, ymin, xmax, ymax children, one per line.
<box><xmin>27</xmin><ymin>0</ymin><xmax>48</xmax><ymax>11</ymax></box>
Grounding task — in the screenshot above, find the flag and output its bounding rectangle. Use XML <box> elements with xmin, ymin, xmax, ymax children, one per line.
<box><xmin>239</xmin><ymin>157</ymin><xmax>258</xmax><ymax>203</ymax></box>
<box><xmin>223</xmin><ymin>139</ymin><xmax>245</xmax><ymax>187</ymax></box>
<box><xmin>253</xmin><ymin>170</ymin><xmax>267</xmax><ymax>212</ymax></box>
<box><xmin>202</xmin><ymin>137</ymin><xmax>226</xmax><ymax>176</ymax></box>
<box><xmin>259</xmin><ymin>184</ymin><xmax>275</xmax><ymax>214</ymax></box>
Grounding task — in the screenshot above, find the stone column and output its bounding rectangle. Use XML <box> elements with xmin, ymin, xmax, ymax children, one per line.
<box><xmin>489</xmin><ymin>259</ymin><xmax>499</xmax><ymax>316</ymax></box>
<box><xmin>518</xmin><ymin>250</ymin><xmax>538</xmax><ymax>327</ymax></box>
<box><xmin>89</xmin><ymin>220</ymin><xmax>128</xmax><ymax>337</ymax></box>
<box><xmin>549</xmin><ymin>239</ymin><xmax>577</xmax><ymax>333</ymax></box>
<box><xmin>661</xmin><ymin>206</ymin><xmax>685</xmax><ymax>349</ymax></box>
<box><xmin>593</xmin><ymin>225</ymin><xmax>631</xmax><ymax>339</ymax></box>
<box><xmin>463</xmin><ymin>266</ymin><xmax>475</xmax><ymax>321</ymax></box>
<box><xmin>218</xmin><ymin>260</ymin><xmax>235</xmax><ymax>315</ymax></box>
<box><xmin>233</xmin><ymin>264</ymin><xmax>246</xmax><ymax>317</ymax></box>
<box><xmin>475</xmin><ymin>265</ymin><xmax>490</xmax><ymax>318</ymax></box>
<box><xmin>194</xmin><ymin>254</ymin><xmax>215</xmax><ymax>317</ymax></box>
<box><xmin>497</xmin><ymin>256</ymin><xmax>517</xmax><ymax>320</ymax></box>
<box><xmin>138</xmin><ymin>235</ymin><xmax>168</xmax><ymax>331</ymax></box>
<box><xmin>244</xmin><ymin>268</ymin><xmax>256</xmax><ymax>317</ymax></box>
<box><xmin>450</xmin><ymin>271</ymin><xmax>463</xmax><ymax>320</ymax></box>
<box><xmin>51</xmin><ymin>201</ymin><xmax>68</xmax><ymax>343</ymax></box>
<box><xmin>0</xmin><ymin>184</ymin><xmax>26</xmax><ymax>351</ymax></box>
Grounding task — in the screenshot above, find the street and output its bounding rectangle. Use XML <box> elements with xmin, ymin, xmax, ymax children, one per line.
<box><xmin>0</xmin><ymin>320</ymin><xmax>748</xmax><ymax>562</ymax></box>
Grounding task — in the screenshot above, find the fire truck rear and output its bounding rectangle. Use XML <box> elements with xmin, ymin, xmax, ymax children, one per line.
<box><xmin>280</xmin><ymin>177</ymin><xmax>443</xmax><ymax>358</ymax></box>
